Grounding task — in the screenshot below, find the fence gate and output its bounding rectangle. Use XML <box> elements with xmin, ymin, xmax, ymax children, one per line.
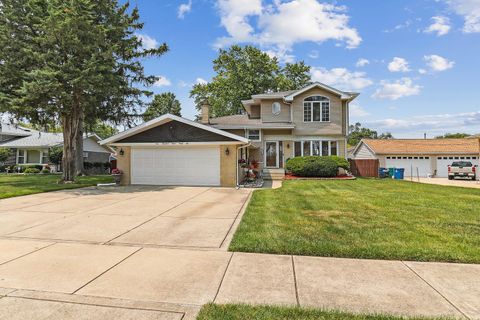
<box><xmin>349</xmin><ymin>159</ymin><xmax>379</xmax><ymax>177</ymax></box>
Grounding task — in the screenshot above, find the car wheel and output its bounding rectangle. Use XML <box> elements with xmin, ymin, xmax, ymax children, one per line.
<box><xmin>448</xmin><ymin>176</ymin><xmax>453</xmax><ymax>180</ymax></box>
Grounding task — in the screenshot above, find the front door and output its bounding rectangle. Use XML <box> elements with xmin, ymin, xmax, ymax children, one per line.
<box><xmin>265</xmin><ymin>141</ymin><xmax>279</xmax><ymax>168</ymax></box>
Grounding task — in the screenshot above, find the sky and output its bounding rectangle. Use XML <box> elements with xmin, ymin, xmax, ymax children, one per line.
<box><xmin>129</xmin><ymin>0</ymin><xmax>480</xmax><ymax>138</ymax></box>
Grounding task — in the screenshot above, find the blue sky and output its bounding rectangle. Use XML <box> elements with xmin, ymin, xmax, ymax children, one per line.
<box><xmin>129</xmin><ymin>0</ymin><xmax>480</xmax><ymax>138</ymax></box>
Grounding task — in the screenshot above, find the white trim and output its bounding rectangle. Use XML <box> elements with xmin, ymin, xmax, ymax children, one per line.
<box><xmin>246</xmin><ymin>129</ymin><xmax>261</xmax><ymax>142</ymax></box>
<box><xmin>302</xmin><ymin>96</ymin><xmax>331</xmax><ymax>123</ymax></box>
<box><xmin>264</xmin><ymin>141</ymin><xmax>280</xmax><ymax>168</ymax></box>
<box><xmin>284</xmin><ymin>82</ymin><xmax>358</xmax><ymax>102</ymax></box>
<box><xmin>110</xmin><ymin>141</ymin><xmax>245</xmax><ymax>147</ymax></box>
<box><xmin>212</xmin><ymin>125</ymin><xmax>295</xmax><ymax>130</ymax></box>
<box><xmin>100</xmin><ymin>113</ymin><xmax>249</xmax><ymax>145</ymax></box>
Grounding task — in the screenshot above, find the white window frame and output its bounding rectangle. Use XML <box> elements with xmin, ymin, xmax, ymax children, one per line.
<box><xmin>272</xmin><ymin>102</ymin><xmax>281</xmax><ymax>115</ymax></box>
<box><xmin>293</xmin><ymin>140</ymin><xmax>339</xmax><ymax>157</ymax></box>
<box><xmin>17</xmin><ymin>149</ymin><xmax>47</xmax><ymax>165</ymax></box>
<box><xmin>246</xmin><ymin>129</ymin><xmax>261</xmax><ymax>141</ymax></box>
<box><xmin>17</xmin><ymin>149</ymin><xmax>25</xmax><ymax>164</ymax></box>
<box><xmin>83</xmin><ymin>151</ymin><xmax>89</xmax><ymax>159</ymax></box>
<box><xmin>303</xmin><ymin>96</ymin><xmax>331</xmax><ymax>123</ymax></box>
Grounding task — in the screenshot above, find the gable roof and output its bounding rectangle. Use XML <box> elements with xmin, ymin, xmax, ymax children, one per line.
<box><xmin>359</xmin><ymin>139</ymin><xmax>480</xmax><ymax>155</ymax></box>
<box><xmin>100</xmin><ymin>114</ymin><xmax>249</xmax><ymax>145</ymax></box>
<box><xmin>0</xmin><ymin>122</ymin><xmax>32</xmax><ymax>137</ymax></box>
<box><xmin>284</xmin><ymin>82</ymin><xmax>359</xmax><ymax>102</ymax></box>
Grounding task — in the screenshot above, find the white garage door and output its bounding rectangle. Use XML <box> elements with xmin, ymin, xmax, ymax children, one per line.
<box><xmin>436</xmin><ymin>156</ymin><xmax>479</xmax><ymax>178</ymax></box>
<box><xmin>131</xmin><ymin>146</ymin><xmax>221</xmax><ymax>186</ymax></box>
<box><xmin>385</xmin><ymin>156</ymin><xmax>432</xmax><ymax>177</ymax></box>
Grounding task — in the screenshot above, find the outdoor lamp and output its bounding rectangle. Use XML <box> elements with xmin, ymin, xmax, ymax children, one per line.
<box><xmin>225</xmin><ymin>147</ymin><xmax>230</xmax><ymax>156</ymax></box>
<box><xmin>119</xmin><ymin>148</ymin><xmax>125</xmax><ymax>156</ymax></box>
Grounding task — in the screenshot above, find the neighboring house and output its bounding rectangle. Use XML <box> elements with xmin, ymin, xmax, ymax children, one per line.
<box><xmin>351</xmin><ymin>138</ymin><xmax>480</xmax><ymax>178</ymax></box>
<box><xmin>0</xmin><ymin>122</ymin><xmax>113</xmax><ymax>167</ymax></box>
<box><xmin>100</xmin><ymin>82</ymin><xmax>358</xmax><ymax>187</ymax></box>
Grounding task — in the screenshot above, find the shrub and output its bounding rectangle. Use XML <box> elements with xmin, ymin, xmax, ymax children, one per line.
<box><xmin>329</xmin><ymin>156</ymin><xmax>350</xmax><ymax>170</ymax></box>
<box><xmin>286</xmin><ymin>156</ymin><xmax>338</xmax><ymax>177</ymax></box>
<box><xmin>0</xmin><ymin>148</ymin><xmax>12</xmax><ymax>163</ymax></box>
<box><xmin>41</xmin><ymin>169</ymin><xmax>51</xmax><ymax>174</ymax></box>
<box><xmin>24</xmin><ymin>168</ymin><xmax>40</xmax><ymax>174</ymax></box>
<box><xmin>48</xmin><ymin>146</ymin><xmax>63</xmax><ymax>165</ymax></box>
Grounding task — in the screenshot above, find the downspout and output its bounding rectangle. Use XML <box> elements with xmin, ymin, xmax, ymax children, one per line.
<box><xmin>236</xmin><ymin>142</ymin><xmax>252</xmax><ymax>188</ymax></box>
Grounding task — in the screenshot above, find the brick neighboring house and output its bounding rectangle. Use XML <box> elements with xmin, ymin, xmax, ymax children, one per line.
<box><xmin>0</xmin><ymin>122</ymin><xmax>113</xmax><ymax>170</ymax></box>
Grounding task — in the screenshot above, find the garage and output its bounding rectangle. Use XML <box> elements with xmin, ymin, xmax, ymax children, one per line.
<box><xmin>131</xmin><ymin>146</ymin><xmax>220</xmax><ymax>186</ymax></box>
<box><xmin>99</xmin><ymin>114</ymin><xmax>249</xmax><ymax>187</ymax></box>
<box><xmin>385</xmin><ymin>156</ymin><xmax>432</xmax><ymax>177</ymax></box>
<box><xmin>436</xmin><ymin>156</ymin><xmax>479</xmax><ymax>178</ymax></box>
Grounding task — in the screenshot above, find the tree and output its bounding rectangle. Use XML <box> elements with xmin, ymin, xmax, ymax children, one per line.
<box><xmin>0</xmin><ymin>148</ymin><xmax>11</xmax><ymax>163</ymax></box>
<box><xmin>348</xmin><ymin>122</ymin><xmax>394</xmax><ymax>146</ymax></box>
<box><xmin>435</xmin><ymin>133</ymin><xmax>471</xmax><ymax>139</ymax></box>
<box><xmin>48</xmin><ymin>146</ymin><xmax>63</xmax><ymax>167</ymax></box>
<box><xmin>143</xmin><ymin>92</ymin><xmax>181</xmax><ymax>121</ymax></box>
<box><xmin>190</xmin><ymin>45</ymin><xmax>311</xmax><ymax>117</ymax></box>
<box><xmin>0</xmin><ymin>0</ymin><xmax>168</xmax><ymax>182</ymax></box>
<box><xmin>88</xmin><ymin>120</ymin><xmax>119</xmax><ymax>140</ymax></box>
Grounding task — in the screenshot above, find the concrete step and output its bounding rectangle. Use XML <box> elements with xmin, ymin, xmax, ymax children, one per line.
<box><xmin>262</xmin><ymin>169</ymin><xmax>285</xmax><ymax>180</ymax></box>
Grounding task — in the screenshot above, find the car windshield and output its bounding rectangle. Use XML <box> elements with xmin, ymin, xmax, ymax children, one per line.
<box><xmin>451</xmin><ymin>161</ymin><xmax>473</xmax><ymax>167</ymax></box>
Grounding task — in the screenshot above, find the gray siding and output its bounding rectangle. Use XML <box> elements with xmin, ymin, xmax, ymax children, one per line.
<box><xmin>353</xmin><ymin>143</ymin><xmax>376</xmax><ymax>159</ymax></box>
<box><xmin>85</xmin><ymin>151</ymin><xmax>110</xmax><ymax>163</ymax></box>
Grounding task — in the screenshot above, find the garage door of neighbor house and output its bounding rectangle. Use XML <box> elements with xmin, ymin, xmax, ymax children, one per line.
<box><xmin>436</xmin><ymin>156</ymin><xmax>479</xmax><ymax>178</ymax></box>
<box><xmin>385</xmin><ymin>156</ymin><xmax>432</xmax><ymax>177</ymax></box>
<box><xmin>131</xmin><ymin>146</ymin><xmax>221</xmax><ymax>186</ymax></box>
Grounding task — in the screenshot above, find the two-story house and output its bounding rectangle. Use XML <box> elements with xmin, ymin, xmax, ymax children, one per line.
<box><xmin>101</xmin><ymin>82</ymin><xmax>358</xmax><ymax>187</ymax></box>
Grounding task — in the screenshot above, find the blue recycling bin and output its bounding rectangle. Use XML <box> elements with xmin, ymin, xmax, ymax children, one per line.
<box><xmin>394</xmin><ymin>168</ymin><xmax>405</xmax><ymax>180</ymax></box>
<box><xmin>378</xmin><ymin>167</ymin><xmax>389</xmax><ymax>178</ymax></box>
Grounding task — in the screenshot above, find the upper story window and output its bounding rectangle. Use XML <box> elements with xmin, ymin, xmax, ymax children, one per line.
<box><xmin>272</xmin><ymin>102</ymin><xmax>281</xmax><ymax>115</ymax></box>
<box><xmin>303</xmin><ymin>96</ymin><xmax>330</xmax><ymax>122</ymax></box>
<box><xmin>247</xmin><ymin>129</ymin><xmax>260</xmax><ymax>141</ymax></box>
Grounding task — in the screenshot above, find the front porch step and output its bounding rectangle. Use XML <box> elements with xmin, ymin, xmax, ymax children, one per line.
<box><xmin>262</xmin><ymin>169</ymin><xmax>285</xmax><ymax>180</ymax></box>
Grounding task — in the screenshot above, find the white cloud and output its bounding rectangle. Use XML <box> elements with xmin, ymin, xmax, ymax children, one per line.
<box><xmin>215</xmin><ymin>0</ymin><xmax>361</xmax><ymax>59</ymax></box>
<box><xmin>372</xmin><ymin>78</ymin><xmax>421</xmax><ymax>100</ymax></box>
<box><xmin>447</xmin><ymin>0</ymin><xmax>480</xmax><ymax>33</ymax></box>
<box><xmin>195</xmin><ymin>78</ymin><xmax>208</xmax><ymax>85</ymax></box>
<box><xmin>365</xmin><ymin>111</ymin><xmax>480</xmax><ymax>136</ymax></box>
<box><xmin>311</xmin><ymin>67</ymin><xmax>373</xmax><ymax>91</ymax></box>
<box><xmin>424</xmin><ymin>16</ymin><xmax>451</xmax><ymax>36</ymax></box>
<box><xmin>424</xmin><ymin>54</ymin><xmax>455</xmax><ymax>72</ymax></box>
<box><xmin>387</xmin><ymin>57</ymin><xmax>410</xmax><ymax>72</ymax></box>
<box><xmin>355</xmin><ymin>58</ymin><xmax>370</xmax><ymax>67</ymax></box>
<box><xmin>153</xmin><ymin>76</ymin><xmax>171</xmax><ymax>87</ymax></box>
<box><xmin>178</xmin><ymin>0</ymin><xmax>192</xmax><ymax>19</ymax></box>
<box><xmin>308</xmin><ymin>50</ymin><xmax>319</xmax><ymax>59</ymax></box>
<box><xmin>350</xmin><ymin>104</ymin><xmax>370</xmax><ymax>117</ymax></box>
<box><xmin>418</xmin><ymin>68</ymin><xmax>427</xmax><ymax>74</ymax></box>
<box><xmin>136</xmin><ymin>33</ymin><xmax>159</xmax><ymax>50</ymax></box>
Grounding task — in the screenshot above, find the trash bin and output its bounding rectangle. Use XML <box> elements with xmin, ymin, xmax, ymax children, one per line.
<box><xmin>378</xmin><ymin>167</ymin><xmax>389</xmax><ymax>178</ymax></box>
<box><xmin>388</xmin><ymin>167</ymin><xmax>396</xmax><ymax>178</ymax></box>
<box><xmin>394</xmin><ymin>168</ymin><xmax>405</xmax><ymax>180</ymax></box>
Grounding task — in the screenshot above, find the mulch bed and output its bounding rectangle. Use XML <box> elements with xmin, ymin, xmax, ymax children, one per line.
<box><xmin>285</xmin><ymin>174</ymin><xmax>356</xmax><ymax>180</ymax></box>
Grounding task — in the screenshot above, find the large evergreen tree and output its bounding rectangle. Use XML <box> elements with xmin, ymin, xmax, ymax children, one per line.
<box><xmin>143</xmin><ymin>92</ymin><xmax>182</xmax><ymax>121</ymax></box>
<box><xmin>0</xmin><ymin>0</ymin><xmax>167</xmax><ymax>182</ymax></box>
<box><xmin>190</xmin><ymin>45</ymin><xmax>311</xmax><ymax>117</ymax></box>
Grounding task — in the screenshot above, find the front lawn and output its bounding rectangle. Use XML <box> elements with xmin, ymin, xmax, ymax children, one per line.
<box><xmin>230</xmin><ymin>179</ymin><xmax>480</xmax><ymax>263</ymax></box>
<box><xmin>197</xmin><ymin>304</ymin><xmax>445</xmax><ymax>320</ymax></box>
<box><xmin>0</xmin><ymin>174</ymin><xmax>113</xmax><ymax>199</ymax></box>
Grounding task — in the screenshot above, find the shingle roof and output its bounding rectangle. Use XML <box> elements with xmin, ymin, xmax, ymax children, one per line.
<box><xmin>362</xmin><ymin>139</ymin><xmax>480</xmax><ymax>155</ymax></box>
<box><xmin>209</xmin><ymin>115</ymin><xmax>259</xmax><ymax>125</ymax></box>
<box><xmin>0</xmin><ymin>122</ymin><xmax>32</xmax><ymax>136</ymax></box>
<box><xmin>0</xmin><ymin>131</ymin><xmax>64</xmax><ymax>148</ymax></box>
<box><xmin>209</xmin><ymin>115</ymin><xmax>294</xmax><ymax>129</ymax></box>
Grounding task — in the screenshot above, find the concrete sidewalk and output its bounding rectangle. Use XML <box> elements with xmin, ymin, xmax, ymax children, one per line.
<box><xmin>0</xmin><ymin>241</ymin><xmax>478</xmax><ymax>319</ymax></box>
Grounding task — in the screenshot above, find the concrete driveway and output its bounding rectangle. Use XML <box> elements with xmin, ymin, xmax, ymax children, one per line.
<box><xmin>0</xmin><ymin>186</ymin><xmax>478</xmax><ymax>319</ymax></box>
<box><xmin>412</xmin><ymin>177</ymin><xmax>480</xmax><ymax>189</ymax></box>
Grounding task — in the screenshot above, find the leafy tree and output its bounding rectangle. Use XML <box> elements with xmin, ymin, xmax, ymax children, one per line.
<box><xmin>143</xmin><ymin>92</ymin><xmax>182</xmax><ymax>121</ymax></box>
<box><xmin>0</xmin><ymin>0</ymin><xmax>168</xmax><ymax>182</ymax></box>
<box><xmin>88</xmin><ymin>120</ymin><xmax>119</xmax><ymax>140</ymax></box>
<box><xmin>0</xmin><ymin>148</ymin><xmax>12</xmax><ymax>163</ymax></box>
<box><xmin>48</xmin><ymin>146</ymin><xmax>63</xmax><ymax>166</ymax></box>
<box><xmin>190</xmin><ymin>45</ymin><xmax>311</xmax><ymax>117</ymax></box>
<box><xmin>348</xmin><ymin>122</ymin><xmax>394</xmax><ymax>146</ymax></box>
<box><xmin>435</xmin><ymin>133</ymin><xmax>471</xmax><ymax>139</ymax></box>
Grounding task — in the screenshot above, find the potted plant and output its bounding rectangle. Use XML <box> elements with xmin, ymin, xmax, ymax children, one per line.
<box><xmin>111</xmin><ymin>168</ymin><xmax>123</xmax><ymax>185</ymax></box>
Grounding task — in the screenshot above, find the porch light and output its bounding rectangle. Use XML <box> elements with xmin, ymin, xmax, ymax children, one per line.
<box><xmin>119</xmin><ymin>148</ymin><xmax>125</xmax><ymax>156</ymax></box>
<box><xmin>287</xmin><ymin>143</ymin><xmax>290</xmax><ymax>149</ymax></box>
<box><xmin>225</xmin><ymin>147</ymin><xmax>230</xmax><ymax>156</ymax></box>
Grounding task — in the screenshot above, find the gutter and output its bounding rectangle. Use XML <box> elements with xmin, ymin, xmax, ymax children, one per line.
<box><xmin>236</xmin><ymin>142</ymin><xmax>252</xmax><ymax>188</ymax></box>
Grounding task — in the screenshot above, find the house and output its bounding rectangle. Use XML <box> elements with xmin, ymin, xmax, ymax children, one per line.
<box><xmin>100</xmin><ymin>82</ymin><xmax>358</xmax><ymax>187</ymax></box>
<box><xmin>0</xmin><ymin>122</ymin><xmax>113</xmax><ymax>168</ymax></box>
<box><xmin>351</xmin><ymin>138</ymin><xmax>480</xmax><ymax>178</ymax></box>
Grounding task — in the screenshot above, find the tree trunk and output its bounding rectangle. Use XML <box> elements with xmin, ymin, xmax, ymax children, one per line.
<box><xmin>61</xmin><ymin>114</ymin><xmax>77</xmax><ymax>183</ymax></box>
<box><xmin>75</xmin><ymin>112</ymin><xmax>84</xmax><ymax>176</ymax></box>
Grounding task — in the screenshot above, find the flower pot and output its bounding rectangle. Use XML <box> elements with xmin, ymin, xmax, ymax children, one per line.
<box><xmin>112</xmin><ymin>174</ymin><xmax>123</xmax><ymax>186</ymax></box>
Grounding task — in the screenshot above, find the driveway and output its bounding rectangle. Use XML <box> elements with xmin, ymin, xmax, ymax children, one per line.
<box><xmin>0</xmin><ymin>186</ymin><xmax>478</xmax><ymax>319</ymax></box>
<box><xmin>413</xmin><ymin>177</ymin><xmax>480</xmax><ymax>189</ymax></box>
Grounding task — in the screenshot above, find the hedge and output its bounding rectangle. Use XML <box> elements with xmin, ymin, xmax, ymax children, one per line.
<box><xmin>286</xmin><ymin>156</ymin><xmax>339</xmax><ymax>177</ymax></box>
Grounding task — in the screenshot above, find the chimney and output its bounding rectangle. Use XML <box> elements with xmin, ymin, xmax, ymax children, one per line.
<box><xmin>200</xmin><ymin>100</ymin><xmax>210</xmax><ymax>124</ymax></box>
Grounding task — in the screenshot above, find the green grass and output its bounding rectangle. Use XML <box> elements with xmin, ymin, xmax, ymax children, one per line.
<box><xmin>0</xmin><ymin>174</ymin><xmax>114</xmax><ymax>199</ymax></box>
<box><xmin>196</xmin><ymin>304</ymin><xmax>448</xmax><ymax>320</ymax></box>
<box><xmin>229</xmin><ymin>179</ymin><xmax>480</xmax><ymax>263</ymax></box>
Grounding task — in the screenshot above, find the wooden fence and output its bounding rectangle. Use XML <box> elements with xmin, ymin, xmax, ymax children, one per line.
<box><xmin>349</xmin><ymin>159</ymin><xmax>379</xmax><ymax>178</ymax></box>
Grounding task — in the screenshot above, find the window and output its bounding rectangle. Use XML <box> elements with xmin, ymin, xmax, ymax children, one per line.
<box><xmin>294</xmin><ymin>142</ymin><xmax>302</xmax><ymax>157</ymax></box>
<box><xmin>303</xmin><ymin>141</ymin><xmax>311</xmax><ymax>156</ymax></box>
<box><xmin>26</xmin><ymin>150</ymin><xmax>40</xmax><ymax>164</ymax></box>
<box><xmin>41</xmin><ymin>152</ymin><xmax>49</xmax><ymax>164</ymax></box>
<box><xmin>303</xmin><ymin>96</ymin><xmax>330</xmax><ymax>122</ymax></box>
<box><xmin>330</xmin><ymin>141</ymin><xmax>338</xmax><ymax>156</ymax></box>
<box><xmin>322</xmin><ymin>141</ymin><xmax>329</xmax><ymax>156</ymax></box>
<box><xmin>312</xmin><ymin>141</ymin><xmax>320</xmax><ymax>156</ymax></box>
<box><xmin>247</xmin><ymin>129</ymin><xmax>260</xmax><ymax>141</ymax></box>
<box><xmin>272</xmin><ymin>102</ymin><xmax>281</xmax><ymax>115</ymax></box>
<box><xmin>293</xmin><ymin>140</ymin><xmax>340</xmax><ymax>157</ymax></box>
<box><xmin>83</xmin><ymin>152</ymin><xmax>89</xmax><ymax>158</ymax></box>
<box><xmin>17</xmin><ymin>150</ymin><xmax>25</xmax><ymax>164</ymax></box>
